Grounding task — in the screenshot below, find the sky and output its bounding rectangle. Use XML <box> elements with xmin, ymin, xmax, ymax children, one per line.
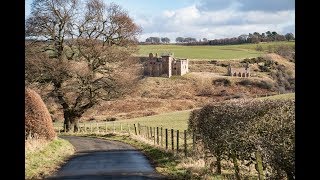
<box><xmin>25</xmin><ymin>0</ymin><xmax>295</xmax><ymax>42</ymax></box>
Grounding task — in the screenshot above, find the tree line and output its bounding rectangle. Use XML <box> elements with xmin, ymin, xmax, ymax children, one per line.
<box><xmin>141</xmin><ymin>31</ymin><xmax>294</xmax><ymax>45</ymax></box>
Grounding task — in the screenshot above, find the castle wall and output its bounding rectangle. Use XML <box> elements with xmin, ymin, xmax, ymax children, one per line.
<box><xmin>144</xmin><ymin>53</ymin><xmax>188</xmax><ymax>78</ymax></box>
<box><xmin>229</xmin><ymin>68</ymin><xmax>250</xmax><ymax>77</ymax></box>
<box><xmin>180</xmin><ymin>59</ymin><xmax>188</xmax><ymax>75</ymax></box>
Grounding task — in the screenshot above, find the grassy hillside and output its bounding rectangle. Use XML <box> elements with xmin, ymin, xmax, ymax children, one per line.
<box><xmin>138</xmin><ymin>41</ymin><xmax>294</xmax><ymax>60</ymax></box>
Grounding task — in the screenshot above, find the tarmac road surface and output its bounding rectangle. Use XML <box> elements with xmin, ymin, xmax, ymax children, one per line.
<box><xmin>47</xmin><ymin>136</ymin><xmax>164</xmax><ymax>179</ymax></box>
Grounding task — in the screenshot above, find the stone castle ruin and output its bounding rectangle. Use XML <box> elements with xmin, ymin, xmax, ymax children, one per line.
<box><xmin>227</xmin><ymin>63</ymin><xmax>250</xmax><ymax>77</ymax></box>
<box><xmin>144</xmin><ymin>53</ymin><xmax>189</xmax><ymax>78</ymax></box>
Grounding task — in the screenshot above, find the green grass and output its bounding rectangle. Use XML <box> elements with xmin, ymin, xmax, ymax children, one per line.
<box><xmin>25</xmin><ymin>138</ymin><xmax>74</xmax><ymax>179</ymax></box>
<box><xmin>117</xmin><ymin>109</ymin><xmax>193</xmax><ymax>131</ymax></box>
<box><xmin>259</xmin><ymin>93</ymin><xmax>295</xmax><ymax>100</ymax></box>
<box><xmin>138</xmin><ymin>41</ymin><xmax>294</xmax><ymax>60</ymax></box>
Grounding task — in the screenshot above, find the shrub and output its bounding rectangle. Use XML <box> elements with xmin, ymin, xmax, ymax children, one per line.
<box><xmin>209</xmin><ymin>60</ymin><xmax>218</xmax><ymax>64</ymax></box>
<box><xmin>212</xmin><ymin>78</ymin><xmax>231</xmax><ymax>86</ymax></box>
<box><xmin>25</xmin><ymin>88</ymin><xmax>56</xmax><ymax>140</ymax></box>
<box><xmin>237</xmin><ymin>79</ymin><xmax>253</xmax><ymax>86</ymax></box>
<box><xmin>237</xmin><ymin>79</ymin><xmax>273</xmax><ymax>90</ymax></box>
<box><xmin>270</xmin><ymin>65</ymin><xmax>295</xmax><ymax>92</ymax></box>
<box><xmin>255</xmin><ymin>45</ymin><xmax>263</xmax><ymax>51</ymax></box>
<box><xmin>256</xmin><ymin>80</ymin><xmax>273</xmax><ymax>90</ymax></box>
<box><xmin>241</xmin><ymin>57</ymin><xmax>265</xmax><ymax>64</ymax></box>
<box><xmin>105</xmin><ymin>117</ymin><xmax>117</xmax><ymax>121</ymax></box>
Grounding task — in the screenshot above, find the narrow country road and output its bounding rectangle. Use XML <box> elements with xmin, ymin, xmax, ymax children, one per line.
<box><xmin>47</xmin><ymin>136</ymin><xmax>165</xmax><ymax>179</ymax></box>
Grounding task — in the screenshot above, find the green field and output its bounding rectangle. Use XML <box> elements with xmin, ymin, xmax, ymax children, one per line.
<box><xmin>259</xmin><ymin>93</ymin><xmax>295</xmax><ymax>100</ymax></box>
<box><xmin>54</xmin><ymin>110</ymin><xmax>193</xmax><ymax>132</ymax></box>
<box><xmin>117</xmin><ymin>109</ymin><xmax>193</xmax><ymax>131</ymax></box>
<box><xmin>138</xmin><ymin>41</ymin><xmax>295</xmax><ymax>60</ymax></box>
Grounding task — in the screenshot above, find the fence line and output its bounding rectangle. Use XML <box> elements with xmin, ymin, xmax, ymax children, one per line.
<box><xmin>55</xmin><ymin>121</ymin><xmax>196</xmax><ymax>157</ymax></box>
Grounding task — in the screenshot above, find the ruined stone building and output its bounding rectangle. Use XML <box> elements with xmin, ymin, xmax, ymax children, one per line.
<box><xmin>144</xmin><ymin>53</ymin><xmax>189</xmax><ymax>78</ymax></box>
<box><xmin>227</xmin><ymin>63</ymin><xmax>250</xmax><ymax>77</ymax></box>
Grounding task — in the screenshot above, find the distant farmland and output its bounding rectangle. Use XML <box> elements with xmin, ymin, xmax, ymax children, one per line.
<box><xmin>138</xmin><ymin>41</ymin><xmax>295</xmax><ymax>60</ymax></box>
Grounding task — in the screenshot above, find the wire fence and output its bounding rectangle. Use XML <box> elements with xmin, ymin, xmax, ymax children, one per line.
<box><xmin>55</xmin><ymin>121</ymin><xmax>198</xmax><ymax>157</ymax></box>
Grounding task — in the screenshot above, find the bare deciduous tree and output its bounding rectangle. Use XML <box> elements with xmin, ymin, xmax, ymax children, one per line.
<box><xmin>25</xmin><ymin>0</ymin><xmax>142</xmax><ymax>132</ymax></box>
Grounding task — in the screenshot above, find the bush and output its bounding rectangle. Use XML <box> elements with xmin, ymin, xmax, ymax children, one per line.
<box><xmin>25</xmin><ymin>88</ymin><xmax>56</xmax><ymax>140</ymax></box>
<box><xmin>188</xmin><ymin>99</ymin><xmax>295</xmax><ymax>180</ymax></box>
<box><xmin>237</xmin><ymin>79</ymin><xmax>253</xmax><ymax>86</ymax></box>
<box><xmin>241</xmin><ymin>57</ymin><xmax>265</xmax><ymax>64</ymax></box>
<box><xmin>270</xmin><ymin>65</ymin><xmax>295</xmax><ymax>92</ymax></box>
<box><xmin>212</xmin><ymin>78</ymin><xmax>231</xmax><ymax>86</ymax></box>
<box><xmin>255</xmin><ymin>45</ymin><xmax>263</xmax><ymax>51</ymax></box>
<box><xmin>256</xmin><ymin>80</ymin><xmax>273</xmax><ymax>90</ymax></box>
<box><xmin>105</xmin><ymin>117</ymin><xmax>117</xmax><ymax>121</ymax></box>
<box><xmin>237</xmin><ymin>79</ymin><xmax>273</xmax><ymax>90</ymax></box>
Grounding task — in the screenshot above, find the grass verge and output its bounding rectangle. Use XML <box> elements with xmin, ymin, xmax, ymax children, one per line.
<box><xmin>25</xmin><ymin>138</ymin><xmax>75</xmax><ymax>179</ymax></box>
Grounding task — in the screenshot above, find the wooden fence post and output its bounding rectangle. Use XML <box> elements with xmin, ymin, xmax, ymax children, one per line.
<box><xmin>64</xmin><ymin>124</ymin><xmax>66</xmax><ymax>133</ymax></box>
<box><xmin>128</xmin><ymin>124</ymin><xmax>130</xmax><ymax>135</ymax></box>
<box><xmin>184</xmin><ymin>130</ymin><xmax>187</xmax><ymax>157</ymax></box>
<box><xmin>166</xmin><ymin>128</ymin><xmax>168</xmax><ymax>149</ymax></box>
<box><xmin>96</xmin><ymin>123</ymin><xmax>99</xmax><ymax>133</ymax></box>
<box><xmin>156</xmin><ymin>127</ymin><xmax>159</xmax><ymax>145</ymax></box>
<box><xmin>138</xmin><ymin>123</ymin><xmax>141</xmax><ymax>135</ymax></box>
<box><xmin>171</xmin><ymin>129</ymin><xmax>174</xmax><ymax>151</ymax></box>
<box><xmin>150</xmin><ymin>127</ymin><xmax>152</xmax><ymax>141</ymax></box>
<box><xmin>146</xmin><ymin>126</ymin><xmax>149</xmax><ymax>139</ymax></box>
<box><xmin>193</xmin><ymin>132</ymin><xmax>195</xmax><ymax>151</ymax></box>
<box><xmin>176</xmin><ymin>130</ymin><xmax>179</xmax><ymax>153</ymax></box>
<box><xmin>153</xmin><ymin>127</ymin><xmax>156</xmax><ymax>145</ymax></box>
<box><xmin>134</xmin><ymin>124</ymin><xmax>137</xmax><ymax>135</ymax></box>
<box><xmin>160</xmin><ymin>127</ymin><xmax>163</xmax><ymax>147</ymax></box>
<box><xmin>105</xmin><ymin>122</ymin><xmax>108</xmax><ymax>133</ymax></box>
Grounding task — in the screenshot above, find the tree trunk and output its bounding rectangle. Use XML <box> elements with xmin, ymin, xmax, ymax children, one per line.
<box><xmin>255</xmin><ymin>151</ymin><xmax>265</xmax><ymax>180</ymax></box>
<box><xmin>64</xmin><ymin>116</ymin><xmax>71</xmax><ymax>132</ymax></box>
<box><xmin>231</xmin><ymin>151</ymin><xmax>241</xmax><ymax>180</ymax></box>
<box><xmin>63</xmin><ymin>110</ymin><xmax>79</xmax><ymax>132</ymax></box>
<box><xmin>216</xmin><ymin>154</ymin><xmax>222</xmax><ymax>174</ymax></box>
<box><xmin>72</xmin><ymin>119</ymin><xmax>79</xmax><ymax>132</ymax></box>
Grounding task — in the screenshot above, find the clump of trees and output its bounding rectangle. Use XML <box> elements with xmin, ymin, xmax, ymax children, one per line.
<box><xmin>188</xmin><ymin>99</ymin><xmax>295</xmax><ymax>180</ymax></box>
<box><xmin>25</xmin><ymin>0</ymin><xmax>141</xmax><ymax>132</ymax></box>
<box><xmin>25</xmin><ymin>88</ymin><xmax>56</xmax><ymax>140</ymax></box>
<box><xmin>208</xmin><ymin>31</ymin><xmax>293</xmax><ymax>45</ymax></box>
<box><xmin>145</xmin><ymin>37</ymin><xmax>170</xmax><ymax>44</ymax></box>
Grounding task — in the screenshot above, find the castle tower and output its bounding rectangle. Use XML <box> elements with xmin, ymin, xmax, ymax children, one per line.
<box><xmin>161</xmin><ymin>55</ymin><xmax>172</xmax><ymax>77</ymax></box>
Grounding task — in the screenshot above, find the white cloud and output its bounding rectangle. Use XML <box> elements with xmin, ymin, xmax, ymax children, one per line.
<box><xmin>135</xmin><ymin>3</ymin><xmax>295</xmax><ymax>42</ymax></box>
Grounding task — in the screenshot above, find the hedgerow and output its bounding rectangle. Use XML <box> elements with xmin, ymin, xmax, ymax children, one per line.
<box><xmin>188</xmin><ymin>98</ymin><xmax>294</xmax><ymax>180</ymax></box>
